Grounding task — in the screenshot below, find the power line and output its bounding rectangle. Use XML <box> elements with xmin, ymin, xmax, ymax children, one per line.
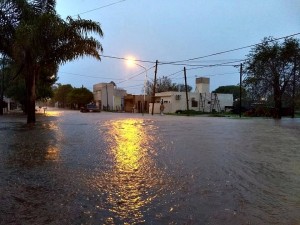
<box><xmin>163</xmin><ymin>59</ymin><xmax>243</xmax><ymax>79</ymax></box>
<box><xmin>59</xmin><ymin>65</ymin><xmax>154</xmax><ymax>85</ymax></box>
<box><xmin>58</xmin><ymin>32</ymin><xmax>300</xmax><ymax>89</ymax></box>
<box><xmin>59</xmin><ymin>71</ymin><xmax>124</xmax><ymax>80</ymax></box>
<box><xmin>101</xmin><ymin>55</ymin><xmax>156</xmax><ymax>64</ymax></box>
<box><xmin>100</xmin><ymin>32</ymin><xmax>300</xmax><ymax>66</ymax></box>
<box><xmin>158</xmin><ymin>59</ymin><xmax>245</xmax><ymax>67</ymax></box>
<box><xmin>165</xmin><ymin>69</ymin><xmax>184</xmax><ymax>78</ymax></box>
<box><xmin>121</xmin><ymin>83</ymin><xmax>144</xmax><ymax>89</ymax></box>
<box><xmin>116</xmin><ymin>65</ymin><xmax>155</xmax><ymax>84</ymax></box>
<box><xmin>185</xmin><ymin>59</ymin><xmax>246</xmax><ymax>71</ymax></box>
<box><xmin>205</xmin><ymin>71</ymin><xmax>239</xmax><ymax>77</ymax></box>
<box><xmin>169</xmin><ymin>59</ymin><xmax>244</xmax><ymax>64</ymax></box>
<box><xmin>72</xmin><ymin>0</ymin><xmax>127</xmax><ymax>16</ymax></box>
<box><xmin>161</xmin><ymin>32</ymin><xmax>300</xmax><ymax>64</ymax></box>
<box><xmin>172</xmin><ymin>71</ymin><xmax>238</xmax><ymax>80</ymax></box>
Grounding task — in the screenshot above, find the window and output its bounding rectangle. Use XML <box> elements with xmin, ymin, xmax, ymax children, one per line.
<box><xmin>191</xmin><ymin>98</ymin><xmax>198</xmax><ymax>107</ymax></box>
<box><xmin>175</xmin><ymin>95</ymin><xmax>181</xmax><ymax>100</ymax></box>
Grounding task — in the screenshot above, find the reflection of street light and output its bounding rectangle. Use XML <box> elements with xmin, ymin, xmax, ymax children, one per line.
<box><xmin>126</xmin><ymin>57</ymin><xmax>148</xmax><ymax>115</ymax></box>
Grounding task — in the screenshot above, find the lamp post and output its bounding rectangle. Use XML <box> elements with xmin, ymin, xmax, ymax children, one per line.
<box><xmin>135</xmin><ymin>63</ymin><xmax>147</xmax><ymax>115</ymax></box>
<box><xmin>126</xmin><ymin>59</ymin><xmax>148</xmax><ymax>115</ymax></box>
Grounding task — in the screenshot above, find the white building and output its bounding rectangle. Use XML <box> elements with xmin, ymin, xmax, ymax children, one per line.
<box><xmin>149</xmin><ymin>77</ymin><xmax>233</xmax><ymax>114</ymax></box>
<box><xmin>2</xmin><ymin>96</ymin><xmax>19</xmax><ymax>112</ymax></box>
<box><xmin>93</xmin><ymin>82</ymin><xmax>127</xmax><ymax>111</ymax></box>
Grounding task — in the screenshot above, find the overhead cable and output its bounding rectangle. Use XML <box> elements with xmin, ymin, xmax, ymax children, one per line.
<box><xmin>101</xmin><ymin>32</ymin><xmax>300</xmax><ymax>65</ymax></box>
<box><xmin>101</xmin><ymin>55</ymin><xmax>156</xmax><ymax>64</ymax></box>
<box><xmin>72</xmin><ymin>0</ymin><xmax>126</xmax><ymax>16</ymax></box>
<box><xmin>60</xmin><ymin>71</ymin><xmax>124</xmax><ymax>80</ymax></box>
<box><xmin>116</xmin><ymin>65</ymin><xmax>155</xmax><ymax>84</ymax></box>
<box><xmin>162</xmin><ymin>32</ymin><xmax>300</xmax><ymax>64</ymax></box>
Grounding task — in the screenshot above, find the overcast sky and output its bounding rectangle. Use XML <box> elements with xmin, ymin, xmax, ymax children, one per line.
<box><xmin>56</xmin><ymin>0</ymin><xmax>300</xmax><ymax>94</ymax></box>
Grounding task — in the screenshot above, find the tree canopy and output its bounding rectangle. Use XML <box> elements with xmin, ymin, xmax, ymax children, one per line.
<box><xmin>67</xmin><ymin>87</ymin><xmax>94</xmax><ymax>108</ymax></box>
<box><xmin>212</xmin><ymin>85</ymin><xmax>246</xmax><ymax>101</ymax></box>
<box><xmin>243</xmin><ymin>37</ymin><xmax>300</xmax><ymax>118</ymax></box>
<box><xmin>52</xmin><ymin>84</ymin><xmax>73</xmax><ymax>108</ymax></box>
<box><xmin>145</xmin><ymin>76</ymin><xmax>192</xmax><ymax>95</ymax></box>
<box><xmin>0</xmin><ymin>0</ymin><xmax>103</xmax><ymax>123</ymax></box>
<box><xmin>52</xmin><ymin>84</ymin><xmax>94</xmax><ymax>109</ymax></box>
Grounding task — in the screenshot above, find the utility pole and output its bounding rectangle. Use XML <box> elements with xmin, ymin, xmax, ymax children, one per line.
<box><xmin>151</xmin><ymin>60</ymin><xmax>158</xmax><ymax>115</ymax></box>
<box><xmin>292</xmin><ymin>59</ymin><xmax>296</xmax><ymax>118</ymax></box>
<box><xmin>184</xmin><ymin>67</ymin><xmax>189</xmax><ymax>116</ymax></box>
<box><xmin>0</xmin><ymin>55</ymin><xmax>5</xmax><ymax>116</ymax></box>
<box><xmin>239</xmin><ymin>63</ymin><xmax>242</xmax><ymax>118</ymax></box>
<box><xmin>132</xmin><ymin>63</ymin><xmax>147</xmax><ymax>115</ymax></box>
<box><xmin>106</xmin><ymin>84</ymin><xmax>109</xmax><ymax>111</ymax></box>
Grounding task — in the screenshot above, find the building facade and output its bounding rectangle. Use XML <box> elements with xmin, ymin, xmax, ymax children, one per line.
<box><xmin>123</xmin><ymin>94</ymin><xmax>151</xmax><ymax>113</ymax></box>
<box><xmin>93</xmin><ymin>82</ymin><xmax>127</xmax><ymax>111</ymax></box>
<box><xmin>149</xmin><ymin>91</ymin><xmax>233</xmax><ymax>114</ymax></box>
<box><xmin>92</xmin><ymin>77</ymin><xmax>233</xmax><ymax>114</ymax></box>
<box><xmin>2</xmin><ymin>96</ymin><xmax>19</xmax><ymax>113</ymax></box>
<box><xmin>149</xmin><ymin>77</ymin><xmax>233</xmax><ymax>114</ymax></box>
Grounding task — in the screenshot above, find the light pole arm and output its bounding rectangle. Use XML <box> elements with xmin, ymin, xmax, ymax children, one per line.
<box><xmin>134</xmin><ymin>63</ymin><xmax>148</xmax><ymax>96</ymax></box>
<box><xmin>134</xmin><ymin>63</ymin><xmax>148</xmax><ymax>114</ymax></box>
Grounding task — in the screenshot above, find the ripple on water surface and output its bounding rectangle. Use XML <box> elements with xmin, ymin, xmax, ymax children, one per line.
<box><xmin>1</xmin><ymin>114</ymin><xmax>300</xmax><ymax>224</ymax></box>
<box><xmin>82</xmin><ymin>118</ymin><xmax>176</xmax><ymax>224</ymax></box>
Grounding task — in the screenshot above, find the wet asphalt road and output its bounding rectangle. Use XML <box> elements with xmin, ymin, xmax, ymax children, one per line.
<box><xmin>0</xmin><ymin>109</ymin><xmax>300</xmax><ymax>225</ymax></box>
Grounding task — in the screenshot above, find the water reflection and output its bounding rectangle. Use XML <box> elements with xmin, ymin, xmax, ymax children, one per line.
<box><xmin>45</xmin><ymin>145</ymin><xmax>60</xmax><ymax>161</ymax></box>
<box><xmin>45</xmin><ymin>110</ymin><xmax>62</xmax><ymax>117</ymax></box>
<box><xmin>0</xmin><ymin>114</ymin><xmax>65</xmax><ymax>224</ymax></box>
<box><xmin>103</xmin><ymin>119</ymin><xmax>161</xmax><ymax>224</ymax></box>
<box><xmin>4</xmin><ymin>118</ymin><xmax>62</xmax><ymax>167</ymax></box>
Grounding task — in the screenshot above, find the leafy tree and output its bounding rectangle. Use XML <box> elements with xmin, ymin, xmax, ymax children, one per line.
<box><xmin>52</xmin><ymin>84</ymin><xmax>73</xmax><ymax>108</ymax></box>
<box><xmin>1</xmin><ymin>55</ymin><xmax>57</xmax><ymax>112</ymax></box>
<box><xmin>145</xmin><ymin>76</ymin><xmax>192</xmax><ymax>95</ymax></box>
<box><xmin>176</xmin><ymin>84</ymin><xmax>193</xmax><ymax>92</ymax></box>
<box><xmin>67</xmin><ymin>87</ymin><xmax>93</xmax><ymax>109</ymax></box>
<box><xmin>0</xmin><ymin>0</ymin><xmax>103</xmax><ymax>124</ymax></box>
<box><xmin>0</xmin><ymin>56</ymin><xmax>27</xmax><ymax>113</ymax></box>
<box><xmin>156</xmin><ymin>76</ymin><xmax>173</xmax><ymax>92</ymax></box>
<box><xmin>243</xmin><ymin>37</ymin><xmax>300</xmax><ymax>118</ymax></box>
<box><xmin>212</xmin><ymin>85</ymin><xmax>246</xmax><ymax>100</ymax></box>
<box><xmin>144</xmin><ymin>80</ymin><xmax>153</xmax><ymax>95</ymax></box>
<box><xmin>4</xmin><ymin>73</ymin><xmax>27</xmax><ymax>110</ymax></box>
<box><xmin>36</xmin><ymin>64</ymin><xmax>58</xmax><ymax>101</ymax></box>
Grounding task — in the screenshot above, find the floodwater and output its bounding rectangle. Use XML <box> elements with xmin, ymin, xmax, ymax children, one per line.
<box><xmin>0</xmin><ymin>109</ymin><xmax>299</xmax><ymax>225</ymax></box>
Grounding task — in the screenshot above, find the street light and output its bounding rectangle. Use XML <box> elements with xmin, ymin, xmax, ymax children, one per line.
<box><xmin>126</xmin><ymin>57</ymin><xmax>148</xmax><ymax>115</ymax></box>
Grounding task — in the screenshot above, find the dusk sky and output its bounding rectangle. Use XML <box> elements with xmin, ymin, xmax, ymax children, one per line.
<box><xmin>56</xmin><ymin>0</ymin><xmax>300</xmax><ymax>94</ymax></box>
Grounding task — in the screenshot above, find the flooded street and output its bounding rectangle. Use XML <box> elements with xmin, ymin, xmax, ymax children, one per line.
<box><xmin>0</xmin><ymin>109</ymin><xmax>299</xmax><ymax>225</ymax></box>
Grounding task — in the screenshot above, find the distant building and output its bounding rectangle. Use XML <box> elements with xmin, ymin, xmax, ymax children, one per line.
<box><xmin>149</xmin><ymin>77</ymin><xmax>233</xmax><ymax>114</ymax></box>
<box><xmin>195</xmin><ymin>77</ymin><xmax>210</xmax><ymax>93</ymax></box>
<box><xmin>93</xmin><ymin>82</ymin><xmax>127</xmax><ymax>111</ymax></box>
<box><xmin>92</xmin><ymin>77</ymin><xmax>233</xmax><ymax>114</ymax></box>
<box><xmin>2</xmin><ymin>96</ymin><xmax>19</xmax><ymax>112</ymax></box>
<box><xmin>123</xmin><ymin>94</ymin><xmax>151</xmax><ymax>113</ymax></box>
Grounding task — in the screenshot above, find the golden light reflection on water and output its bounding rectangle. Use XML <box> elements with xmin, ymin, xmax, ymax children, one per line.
<box><xmin>104</xmin><ymin>118</ymin><xmax>161</xmax><ymax>224</ymax></box>
<box><xmin>45</xmin><ymin>110</ymin><xmax>61</xmax><ymax>117</ymax></box>
<box><xmin>41</xmin><ymin>119</ymin><xmax>62</xmax><ymax>162</ymax></box>
<box><xmin>113</xmin><ymin>120</ymin><xmax>144</xmax><ymax>172</ymax></box>
<box><xmin>45</xmin><ymin>146</ymin><xmax>60</xmax><ymax>161</ymax></box>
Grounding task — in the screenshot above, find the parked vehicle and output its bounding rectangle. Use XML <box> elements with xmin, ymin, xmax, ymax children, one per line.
<box><xmin>80</xmin><ymin>103</ymin><xmax>100</xmax><ymax>113</ymax></box>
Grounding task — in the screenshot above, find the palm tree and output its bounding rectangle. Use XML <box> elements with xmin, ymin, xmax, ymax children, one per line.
<box><xmin>0</xmin><ymin>0</ymin><xmax>103</xmax><ymax>123</ymax></box>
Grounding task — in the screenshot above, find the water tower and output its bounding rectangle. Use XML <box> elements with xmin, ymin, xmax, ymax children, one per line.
<box><xmin>195</xmin><ymin>77</ymin><xmax>210</xmax><ymax>93</ymax></box>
